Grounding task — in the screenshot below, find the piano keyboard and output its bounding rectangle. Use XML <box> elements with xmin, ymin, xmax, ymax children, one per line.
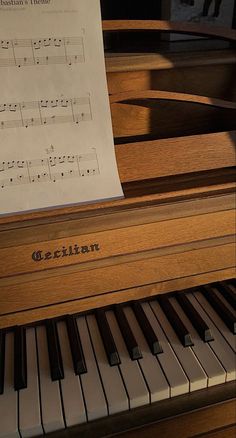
<box><xmin>0</xmin><ymin>281</ymin><xmax>235</xmax><ymax>438</ymax></box>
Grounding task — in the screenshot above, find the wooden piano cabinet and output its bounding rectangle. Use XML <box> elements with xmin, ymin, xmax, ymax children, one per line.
<box><xmin>0</xmin><ymin>21</ymin><xmax>235</xmax><ymax>438</ymax></box>
<box><xmin>0</xmin><ymin>23</ymin><xmax>235</xmax><ymax>325</ymax></box>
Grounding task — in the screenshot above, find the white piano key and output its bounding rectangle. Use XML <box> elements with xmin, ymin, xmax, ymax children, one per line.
<box><xmin>19</xmin><ymin>328</ymin><xmax>43</xmax><ymax>437</ymax></box>
<box><xmin>57</xmin><ymin>321</ymin><xmax>86</xmax><ymax>427</ymax></box>
<box><xmin>150</xmin><ymin>300</ymin><xmax>207</xmax><ymax>391</ymax></box>
<box><xmin>169</xmin><ymin>297</ymin><xmax>226</xmax><ymax>387</ymax></box>
<box><xmin>106</xmin><ymin>310</ymin><xmax>149</xmax><ymax>409</ymax></box>
<box><xmin>189</xmin><ymin>293</ymin><xmax>236</xmax><ymax>381</ymax></box>
<box><xmin>141</xmin><ymin>302</ymin><xmax>189</xmax><ymax>396</ymax></box>
<box><xmin>36</xmin><ymin>325</ymin><xmax>65</xmax><ymax>433</ymax></box>
<box><xmin>0</xmin><ymin>332</ymin><xmax>20</xmax><ymax>438</ymax></box>
<box><xmin>87</xmin><ymin>314</ymin><xmax>129</xmax><ymax>415</ymax></box>
<box><xmin>124</xmin><ymin>306</ymin><xmax>170</xmax><ymax>403</ymax></box>
<box><xmin>76</xmin><ymin>316</ymin><xmax>108</xmax><ymax>421</ymax></box>
<box><xmin>203</xmin><ymin>288</ymin><xmax>236</xmax><ymax>352</ymax></box>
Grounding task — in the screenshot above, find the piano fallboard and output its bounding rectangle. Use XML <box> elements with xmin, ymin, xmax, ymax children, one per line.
<box><xmin>0</xmin><ymin>176</ymin><xmax>235</xmax><ymax>329</ymax></box>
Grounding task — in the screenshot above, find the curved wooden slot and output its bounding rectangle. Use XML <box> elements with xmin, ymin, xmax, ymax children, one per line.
<box><xmin>110</xmin><ymin>90</ymin><xmax>236</xmax><ymax>110</ymax></box>
<box><xmin>102</xmin><ymin>20</ymin><xmax>236</xmax><ymax>41</ymax></box>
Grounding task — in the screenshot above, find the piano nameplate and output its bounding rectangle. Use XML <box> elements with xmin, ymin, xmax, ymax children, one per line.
<box><xmin>0</xmin><ymin>186</ymin><xmax>235</xmax><ymax>327</ymax></box>
<box><xmin>0</xmin><ymin>242</ymin><xmax>235</xmax><ymax>325</ymax></box>
<box><xmin>0</xmin><ymin>209</ymin><xmax>234</xmax><ymax>279</ymax></box>
<box><xmin>31</xmin><ymin>242</ymin><xmax>100</xmax><ymax>263</ymax></box>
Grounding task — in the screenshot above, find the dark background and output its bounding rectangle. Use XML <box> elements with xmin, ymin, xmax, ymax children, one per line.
<box><xmin>100</xmin><ymin>1</ymin><xmax>235</xmax><ymax>51</ymax></box>
<box><xmin>100</xmin><ymin>0</ymin><xmax>235</xmax><ymax>26</ymax></box>
<box><xmin>100</xmin><ymin>0</ymin><xmax>162</xmax><ymax>19</ymax></box>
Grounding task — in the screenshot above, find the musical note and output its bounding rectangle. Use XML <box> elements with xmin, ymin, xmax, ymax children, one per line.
<box><xmin>1</xmin><ymin>40</ymin><xmax>11</xmax><ymax>49</ymax></box>
<box><xmin>0</xmin><ymin>95</ymin><xmax>92</xmax><ymax>130</ymax></box>
<box><xmin>23</xmin><ymin>117</ymin><xmax>41</xmax><ymax>128</ymax></box>
<box><xmin>30</xmin><ymin>172</ymin><xmax>51</xmax><ymax>183</ymax></box>
<box><xmin>0</xmin><ymin>36</ymin><xmax>85</xmax><ymax>68</ymax></box>
<box><xmin>46</xmin><ymin>145</ymin><xmax>54</xmax><ymax>155</ymax></box>
<box><xmin>0</xmin><ymin>149</ymin><xmax>100</xmax><ymax>189</ymax></box>
<box><xmin>16</xmin><ymin>160</ymin><xmax>26</xmax><ymax>169</ymax></box>
<box><xmin>1</xmin><ymin>174</ymin><xmax>30</xmax><ymax>189</ymax></box>
<box><xmin>0</xmin><ymin>160</ymin><xmax>28</xmax><ymax>170</ymax></box>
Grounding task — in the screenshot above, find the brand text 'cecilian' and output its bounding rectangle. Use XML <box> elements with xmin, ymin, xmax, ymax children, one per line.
<box><xmin>32</xmin><ymin>243</ymin><xmax>100</xmax><ymax>262</ymax></box>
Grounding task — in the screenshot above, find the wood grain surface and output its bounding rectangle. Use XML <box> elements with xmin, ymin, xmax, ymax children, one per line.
<box><xmin>0</xmin><ymin>242</ymin><xmax>234</xmax><ymax>319</ymax></box>
<box><xmin>105</xmin><ymin>50</ymin><xmax>236</xmax><ymax>74</ymax></box>
<box><xmin>0</xmin><ymin>210</ymin><xmax>234</xmax><ymax>278</ymax></box>
<box><xmin>113</xmin><ymin>400</ymin><xmax>236</xmax><ymax>438</ymax></box>
<box><xmin>116</xmin><ymin>132</ymin><xmax>236</xmax><ymax>182</ymax></box>
<box><xmin>110</xmin><ymin>90</ymin><xmax>236</xmax><ymax>109</ymax></box>
<box><xmin>0</xmin><ymin>193</ymin><xmax>234</xmax><ymax>248</ymax></box>
<box><xmin>1</xmin><ymin>266</ymin><xmax>234</xmax><ymax>329</ymax></box>
<box><xmin>102</xmin><ymin>20</ymin><xmax>236</xmax><ymax>41</ymax></box>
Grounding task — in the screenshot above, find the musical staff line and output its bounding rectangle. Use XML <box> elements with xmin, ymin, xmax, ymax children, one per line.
<box><xmin>0</xmin><ymin>150</ymin><xmax>100</xmax><ymax>189</ymax></box>
<box><xmin>0</xmin><ymin>96</ymin><xmax>92</xmax><ymax>129</ymax></box>
<box><xmin>0</xmin><ymin>36</ymin><xmax>85</xmax><ymax>68</ymax></box>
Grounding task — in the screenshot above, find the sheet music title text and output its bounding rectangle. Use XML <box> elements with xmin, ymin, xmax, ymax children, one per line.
<box><xmin>0</xmin><ymin>0</ymin><xmax>51</xmax><ymax>5</ymax></box>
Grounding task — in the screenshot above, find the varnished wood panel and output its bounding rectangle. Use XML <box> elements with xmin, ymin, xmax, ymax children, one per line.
<box><xmin>1</xmin><ymin>236</ymin><xmax>233</xmax><ymax>288</ymax></box>
<box><xmin>0</xmin><ymin>243</ymin><xmax>234</xmax><ymax>319</ymax></box>
<box><xmin>107</xmin><ymin>62</ymin><xmax>236</xmax><ymax>102</ymax></box>
<box><xmin>0</xmin><ymin>267</ymin><xmax>234</xmax><ymax>328</ymax></box>
<box><xmin>116</xmin><ymin>133</ymin><xmax>236</xmax><ymax>182</ymax></box>
<box><xmin>111</xmin><ymin>101</ymin><xmax>235</xmax><ymax>139</ymax></box>
<box><xmin>1</xmin><ymin>193</ymin><xmax>233</xmax><ymax>248</ymax></box>
<box><xmin>113</xmin><ymin>400</ymin><xmax>236</xmax><ymax>438</ymax></box>
<box><xmin>193</xmin><ymin>425</ymin><xmax>236</xmax><ymax>438</ymax></box>
<box><xmin>110</xmin><ymin>90</ymin><xmax>236</xmax><ymax>109</ymax></box>
<box><xmin>102</xmin><ymin>20</ymin><xmax>236</xmax><ymax>41</ymax></box>
<box><xmin>0</xmin><ymin>210</ymin><xmax>234</xmax><ymax>278</ymax></box>
<box><xmin>149</xmin><ymin>64</ymin><xmax>236</xmax><ymax>102</ymax></box>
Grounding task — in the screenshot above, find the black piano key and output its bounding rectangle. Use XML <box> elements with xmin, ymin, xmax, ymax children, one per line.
<box><xmin>0</xmin><ymin>330</ymin><xmax>5</xmax><ymax>395</ymax></box>
<box><xmin>176</xmin><ymin>293</ymin><xmax>214</xmax><ymax>342</ymax></box>
<box><xmin>95</xmin><ymin>309</ymin><xmax>121</xmax><ymax>366</ymax></box>
<box><xmin>14</xmin><ymin>326</ymin><xmax>27</xmax><ymax>390</ymax></box>
<box><xmin>66</xmin><ymin>316</ymin><xmax>87</xmax><ymax>375</ymax></box>
<box><xmin>158</xmin><ymin>296</ymin><xmax>194</xmax><ymax>347</ymax></box>
<box><xmin>215</xmin><ymin>282</ymin><xmax>236</xmax><ymax>311</ymax></box>
<box><xmin>132</xmin><ymin>302</ymin><xmax>163</xmax><ymax>355</ymax></box>
<box><xmin>203</xmin><ymin>285</ymin><xmax>236</xmax><ymax>334</ymax></box>
<box><xmin>115</xmin><ymin>304</ymin><xmax>142</xmax><ymax>360</ymax></box>
<box><xmin>46</xmin><ymin>320</ymin><xmax>64</xmax><ymax>381</ymax></box>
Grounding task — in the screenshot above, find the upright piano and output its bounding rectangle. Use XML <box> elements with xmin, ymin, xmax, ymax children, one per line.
<box><xmin>0</xmin><ymin>21</ymin><xmax>235</xmax><ymax>438</ymax></box>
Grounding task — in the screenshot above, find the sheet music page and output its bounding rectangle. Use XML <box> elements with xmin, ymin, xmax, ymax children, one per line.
<box><xmin>0</xmin><ymin>0</ymin><xmax>123</xmax><ymax>215</ymax></box>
